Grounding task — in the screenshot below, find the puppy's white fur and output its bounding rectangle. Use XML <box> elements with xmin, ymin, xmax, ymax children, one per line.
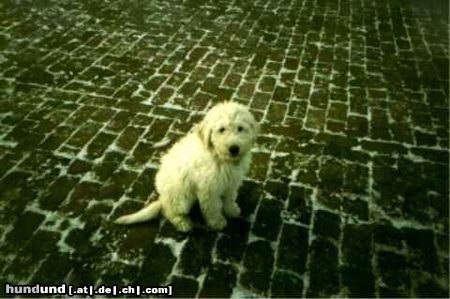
<box><xmin>115</xmin><ymin>102</ymin><xmax>259</xmax><ymax>231</ymax></box>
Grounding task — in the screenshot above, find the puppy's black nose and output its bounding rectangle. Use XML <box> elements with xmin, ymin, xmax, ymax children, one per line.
<box><xmin>229</xmin><ymin>145</ymin><xmax>240</xmax><ymax>156</ymax></box>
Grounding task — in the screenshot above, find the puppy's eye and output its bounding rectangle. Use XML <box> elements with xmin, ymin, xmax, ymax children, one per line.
<box><xmin>237</xmin><ymin>126</ymin><xmax>243</xmax><ymax>132</ymax></box>
<box><xmin>219</xmin><ymin>127</ymin><xmax>225</xmax><ymax>133</ymax></box>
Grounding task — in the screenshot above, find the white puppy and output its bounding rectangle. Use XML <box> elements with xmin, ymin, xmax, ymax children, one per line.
<box><xmin>114</xmin><ymin>102</ymin><xmax>259</xmax><ymax>232</ymax></box>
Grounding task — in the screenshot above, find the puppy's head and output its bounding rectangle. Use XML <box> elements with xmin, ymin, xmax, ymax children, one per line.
<box><xmin>197</xmin><ymin>102</ymin><xmax>259</xmax><ymax>162</ymax></box>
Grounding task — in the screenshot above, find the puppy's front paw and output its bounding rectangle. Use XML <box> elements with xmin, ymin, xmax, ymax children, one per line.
<box><xmin>208</xmin><ymin>216</ymin><xmax>227</xmax><ymax>231</ymax></box>
<box><xmin>224</xmin><ymin>203</ymin><xmax>241</xmax><ymax>218</ymax></box>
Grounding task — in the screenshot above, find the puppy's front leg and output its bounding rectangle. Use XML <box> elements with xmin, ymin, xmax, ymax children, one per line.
<box><xmin>223</xmin><ymin>188</ymin><xmax>241</xmax><ymax>218</ymax></box>
<box><xmin>198</xmin><ymin>191</ymin><xmax>227</xmax><ymax>230</ymax></box>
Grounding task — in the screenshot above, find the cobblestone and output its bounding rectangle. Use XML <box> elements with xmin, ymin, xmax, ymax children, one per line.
<box><xmin>0</xmin><ymin>0</ymin><xmax>449</xmax><ymax>297</ymax></box>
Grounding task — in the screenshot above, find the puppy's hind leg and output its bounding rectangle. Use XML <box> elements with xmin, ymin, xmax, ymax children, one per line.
<box><xmin>162</xmin><ymin>196</ymin><xmax>194</xmax><ymax>232</ymax></box>
<box><xmin>165</xmin><ymin>211</ymin><xmax>193</xmax><ymax>232</ymax></box>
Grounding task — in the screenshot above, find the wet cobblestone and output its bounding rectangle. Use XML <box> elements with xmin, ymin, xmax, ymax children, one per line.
<box><xmin>0</xmin><ymin>0</ymin><xmax>449</xmax><ymax>297</ymax></box>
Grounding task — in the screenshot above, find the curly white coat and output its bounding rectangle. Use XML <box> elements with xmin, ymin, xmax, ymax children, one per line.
<box><xmin>115</xmin><ymin>102</ymin><xmax>259</xmax><ymax>231</ymax></box>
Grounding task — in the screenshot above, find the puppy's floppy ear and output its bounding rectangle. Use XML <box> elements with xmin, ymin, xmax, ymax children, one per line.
<box><xmin>249</xmin><ymin>119</ymin><xmax>260</xmax><ymax>144</ymax></box>
<box><xmin>244</xmin><ymin>110</ymin><xmax>260</xmax><ymax>136</ymax></box>
<box><xmin>251</xmin><ymin>119</ymin><xmax>260</xmax><ymax>135</ymax></box>
<box><xmin>197</xmin><ymin>120</ymin><xmax>214</xmax><ymax>149</ymax></box>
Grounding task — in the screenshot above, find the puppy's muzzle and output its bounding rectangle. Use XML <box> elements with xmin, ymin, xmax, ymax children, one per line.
<box><xmin>229</xmin><ymin>145</ymin><xmax>240</xmax><ymax>157</ymax></box>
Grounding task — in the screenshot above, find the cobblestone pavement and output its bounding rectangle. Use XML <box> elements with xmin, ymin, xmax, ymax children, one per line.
<box><xmin>0</xmin><ymin>0</ymin><xmax>449</xmax><ymax>297</ymax></box>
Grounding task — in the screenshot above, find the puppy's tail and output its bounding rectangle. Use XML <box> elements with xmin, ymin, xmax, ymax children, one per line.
<box><xmin>114</xmin><ymin>200</ymin><xmax>162</xmax><ymax>225</ymax></box>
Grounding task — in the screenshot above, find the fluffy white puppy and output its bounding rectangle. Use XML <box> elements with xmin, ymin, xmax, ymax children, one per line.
<box><xmin>115</xmin><ymin>102</ymin><xmax>259</xmax><ymax>232</ymax></box>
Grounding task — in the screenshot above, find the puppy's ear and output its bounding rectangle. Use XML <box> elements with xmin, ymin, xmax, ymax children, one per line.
<box><xmin>245</xmin><ymin>111</ymin><xmax>260</xmax><ymax>135</ymax></box>
<box><xmin>197</xmin><ymin>120</ymin><xmax>214</xmax><ymax>149</ymax></box>
<box><xmin>251</xmin><ymin>120</ymin><xmax>260</xmax><ymax>135</ymax></box>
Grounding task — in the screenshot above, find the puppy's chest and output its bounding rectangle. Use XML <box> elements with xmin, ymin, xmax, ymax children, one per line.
<box><xmin>215</xmin><ymin>164</ymin><xmax>241</xmax><ymax>187</ymax></box>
